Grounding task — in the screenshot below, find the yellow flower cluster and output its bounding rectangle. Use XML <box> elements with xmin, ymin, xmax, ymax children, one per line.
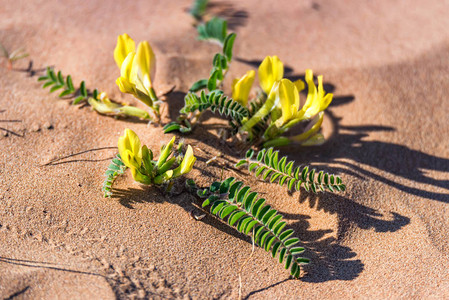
<box><xmin>233</xmin><ymin>55</ymin><xmax>333</xmax><ymax>146</ymax></box>
<box><xmin>118</xmin><ymin>129</ymin><xmax>196</xmax><ymax>185</ymax></box>
<box><xmin>114</xmin><ymin>34</ymin><xmax>158</xmax><ymax>111</ymax></box>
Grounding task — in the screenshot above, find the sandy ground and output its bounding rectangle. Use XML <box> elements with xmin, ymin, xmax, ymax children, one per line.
<box><xmin>1</xmin><ymin>0</ymin><xmax>449</xmax><ymax>298</ymax></box>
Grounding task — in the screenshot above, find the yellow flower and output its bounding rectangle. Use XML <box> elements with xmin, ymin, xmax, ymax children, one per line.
<box><xmin>232</xmin><ymin>70</ymin><xmax>255</xmax><ymax>106</ymax></box>
<box><xmin>275</xmin><ymin>78</ymin><xmax>300</xmax><ymax>127</ymax></box>
<box><xmin>118</xmin><ymin>128</ymin><xmax>142</xmax><ymax>170</ymax></box>
<box><xmin>118</xmin><ymin>129</ymin><xmax>152</xmax><ymax>184</ymax></box>
<box><xmin>114</xmin><ymin>33</ymin><xmax>135</xmax><ymax>68</ymax></box>
<box><xmin>114</xmin><ymin>34</ymin><xmax>157</xmax><ymax>109</ymax></box>
<box><xmin>258</xmin><ymin>55</ymin><xmax>284</xmax><ymax>95</ymax></box>
<box><xmin>299</xmin><ymin>69</ymin><xmax>333</xmax><ymax>120</ymax></box>
<box><xmin>274</xmin><ymin>70</ymin><xmax>333</xmax><ymax>127</ymax></box>
<box><xmin>133</xmin><ymin>41</ymin><xmax>156</xmax><ymax>94</ymax></box>
<box><xmin>173</xmin><ymin>145</ymin><xmax>196</xmax><ymax>177</ymax></box>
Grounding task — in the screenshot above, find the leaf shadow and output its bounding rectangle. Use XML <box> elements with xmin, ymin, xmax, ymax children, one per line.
<box><xmin>206</xmin><ymin>1</ymin><xmax>249</xmax><ymax>30</ymax></box>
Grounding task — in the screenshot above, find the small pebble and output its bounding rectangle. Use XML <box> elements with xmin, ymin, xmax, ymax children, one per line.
<box><xmin>31</xmin><ymin>124</ymin><xmax>40</xmax><ymax>132</ymax></box>
<box><xmin>43</xmin><ymin>122</ymin><xmax>54</xmax><ymax>130</ymax></box>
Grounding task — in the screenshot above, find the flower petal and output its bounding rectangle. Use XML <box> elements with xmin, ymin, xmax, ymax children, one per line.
<box><xmin>114</xmin><ymin>33</ymin><xmax>135</xmax><ymax>68</ymax></box>
<box><xmin>258</xmin><ymin>56</ymin><xmax>284</xmax><ymax>95</ymax></box>
<box><xmin>133</xmin><ymin>41</ymin><xmax>156</xmax><ymax>93</ymax></box>
<box><xmin>232</xmin><ymin>70</ymin><xmax>255</xmax><ymax>106</ymax></box>
<box><xmin>278</xmin><ymin>79</ymin><xmax>299</xmax><ymax>125</ymax></box>
<box><xmin>173</xmin><ymin>145</ymin><xmax>196</xmax><ymax>177</ymax></box>
<box><xmin>118</xmin><ymin>129</ymin><xmax>142</xmax><ymax>167</ymax></box>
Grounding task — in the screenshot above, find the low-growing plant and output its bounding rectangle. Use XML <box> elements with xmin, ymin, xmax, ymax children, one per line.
<box><xmin>38</xmin><ymin>67</ymin><xmax>150</xmax><ymax>119</ymax></box>
<box><xmin>114</xmin><ymin>34</ymin><xmax>162</xmax><ymax>122</ymax></box>
<box><xmin>0</xmin><ymin>42</ymin><xmax>29</xmax><ymax>70</ymax></box>
<box><xmin>187</xmin><ymin>177</ymin><xmax>310</xmax><ymax>278</ymax></box>
<box><xmin>164</xmin><ymin>27</ymin><xmax>333</xmax><ymax>149</ymax></box>
<box><xmin>237</xmin><ymin>148</ymin><xmax>346</xmax><ymax>194</ymax></box>
<box><xmin>103</xmin><ymin>129</ymin><xmax>196</xmax><ymax>196</ymax></box>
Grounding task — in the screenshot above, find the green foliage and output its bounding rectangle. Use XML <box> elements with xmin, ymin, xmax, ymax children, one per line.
<box><xmin>181</xmin><ymin>90</ymin><xmax>248</xmax><ymax>125</ymax></box>
<box><xmin>189</xmin><ymin>0</ymin><xmax>209</xmax><ymax>20</ymax></box>
<box><xmin>103</xmin><ymin>154</ymin><xmax>127</xmax><ymax>197</ymax></box>
<box><xmin>163</xmin><ymin>119</ymin><xmax>192</xmax><ymax>134</ymax></box>
<box><xmin>38</xmin><ymin>67</ymin><xmax>98</xmax><ymax>104</ymax></box>
<box><xmin>237</xmin><ymin>148</ymin><xmax>346</xmax><ymax>193</ymax></box>
<box><xmin>191</xmin><ymin>177</ymin><xmax>309</xmax><ymax>278</ymax></box>
<box><xmin>197</xmin><ymin>17</ymin><xmax>228</xmax><ymax>44</ymax></box>
<box><xmin>163</xmin><ymin>32</ymin><xmax>238</xmax><ymax>135</ymax></box>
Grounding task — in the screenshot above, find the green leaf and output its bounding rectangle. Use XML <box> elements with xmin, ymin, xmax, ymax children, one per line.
<box><xmin>73</xmin><ymin>96</ymin><xmax>85</xmax><ymax>105</ymax></box>
<box><xmin>279</xmin><ymin>229</ymin><xmax>294</xmax><ymax>241</ymax></box>
<box><xmin>219</xmin><ymin>177</ymin><xmax>235</xmax><ymax>194</ymax></box>
<box><xmin>279</xmin><ymin>175</ymin><xmax>289</xmax><ymax>186</ymax></box>
<box><xmin>37</xmin><ymin>76</ymin><xmax>48</xmax><ymax>81</ymax></box>
<box><xmin>243</xmin><ymin>192</ymin><xmax>258</xmax><ymax>211</ymax></box>
<box><xmin>297</xmin><ymin>257</ymin><xmax>310</xmax><ymax>264</ymax></box>
<box><xmin>220</xmin><ymin>205</ymin><xmax>238</xmax><ymax>219</ymax></box>
<box><xmin>291</xmin><ymin>261</ymin><xmax>298</xmax><ymax>276</ymax></box>
<box><xmin>249</xmin><ymin>162</ymin><xmax>258</xmax><ymax>172</ymax></box>
<box><xmin>279</xmin><ymin>248</ymin><xmax>287</xmax><ymax>263</ymax></box>
<box><xmin>163</xmin><ymin>122</ymin><xmax>181</xmax><ymax>133</ymax></box>
<box><xmin>251</xmin><ymin>198</ymin><xmax>266</xmax><ymax>216</ymax></box>
<box><xmin>245</xmin><ymin>220</ymin><xmax>258</xmax><ymax>234</ymax></box>
<box><xmin>301</xmin><ymin>166</ymin><xmax>309</xmax><ymax>181</ymax></box>
<box><xmin>229</xmin><ymin>211</ymin><xmax>246</xmax><ymax>226</ymax></box>
<box><xmin>274</xmin><ymin>221</ymin><xmax>286</xmax><ymax>235</ymax></box>
<box><xmin>59</xmin><ymin>90</ymin><xmax>72</xmax><ymax>97</ymax></box>
<box><xmin>211</xmin><ymin>201</ymin><xmax>226</xmax><ymax>215</ymax></box>
<box><xmin>285</xmin><ymin>254</ymin><xmax>293</xmax><ymax>269</ymax></box>
<box><xmin>189</xmin><ymin>79</ymin><xmax>208</xmax><ymax>92</ymax></box>
<box><xmin>197</xmin><ymin>17</ymin><xmax>228</xmax><ymax>44</ymax></box>
<box><xmin>245</xmin><ymin>149</ymin><xmax>254</xmax><ymax>159</ymax></box>
<box><xmin>223</xmin><ymin>33</ymin><xmax>236</xmax><ymax>61</ymax></box>
<box><xmin>236</xmin><ymin>186</ymin><xmax>250</xmax><ymax>203</ymax></box>
<box><xmin>210</xmin><ymin>181</ymin><xmax>221</xmax><ymax>193</ymax></box>
<box><xmin>235</xmin><ymin>160</ymin><xmax>246</xmax><ymax>167</ymax></box>
<box><xmin>270</xmin><ymin>173</ymin><xmax>281</xmax><ymax>183</ymax></box>
<box><xmin>66</xmin><ymin>75</ymin><xmax>74</xmax><ymax>91</ymax></box>
<box><xmin>255</xmin><ymin>166</ymin><xmax>266</xmax><ymax>177</ymax></box>
<box><xmin>284</xmin><ymin>237</ymin><xmax>299</xmax><ymax>247</ymax></box>
<box><xmin>80</xmin><ymin>81</ymin><xmax>87</xmax><ymax>97</ymax></box>
<box><xmin>57</xmin><ymin>71</ymin><xmax>64</xmax><ymax>84</ymax></box>
<box><xmin>50</xmin><ymin>85</ymin><xmax>63</xmax><ymax>93</ymax></box>
<box><xmin>272</xmin><ymin>242</ymin><xmax>281</xmax><ymax>258</ymax></box>
<box><xmin>278</xmin><ymin>156</ymin><xmax>287</xmax><ymax>172</ymax></box>
<box><xmin>189</xmin><ymin>0</ymin><xmax>209</xmax><ymax>20</ymax></box>
<box><xmin>309</xmin><ymin>169</ymin><xmax>316</xmax><ymax>182</ymax></box>
<box><xmin>207</xmin><ymin>69</ymin><xmax>219</xmax><ymax>91</ymax></box>
<box><xmin>228</xmin><ymin>181</ymin><xmax>243</xmax><ymax>201</ymax></box>
<box><xmin>42</xmin><ymin>81</ymin><xmax>54</xmax><ymax>88</ymax></box>
<box><xmin>289</xmin><ymin>247</ymin><xmax>305</xmax><ymax>254</ymax></box>
<box><xmin>48</xmin><ymin>69</ymin><xmax>57</xmax><ymax>81</ymax></box>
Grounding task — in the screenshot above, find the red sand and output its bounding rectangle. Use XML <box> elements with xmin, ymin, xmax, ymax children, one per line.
<box><xmin>1</xmin><ymin>0</ymin><xmax>448</xmax><ymax>298</ymax></box>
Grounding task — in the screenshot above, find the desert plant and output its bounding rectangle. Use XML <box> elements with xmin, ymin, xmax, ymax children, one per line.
<box><xmin>103</xmin><ymin>129</ymin><xmax>196</xmax><ymax>196</ymax></box>
<box><xmin>164</xmin><ymin>30</ymin><xmax>333</xmax><ymax>149</ymax></box>
<box><xmin>187</xmin><ymin>177</ymin><xmax>309</xmax><ymax>278</ymax></box>
<box><xmin>0</xmin><ymin>42</ymin><xmax>29</xmax><ymax>70</ymax></box>
<box><xmin>114</xmin><ymin>34</ymin><xmax>161</xmax><ymax>122</ymax></box>
<box><xmin>38</xmin><ymin>67</ymin><xmax>150</xmax><ymax>119</ymax></box>
<box><xmin>237</xmin><ymin>148</ymin><xmax>346</xmax><ymax>193</ymax></box>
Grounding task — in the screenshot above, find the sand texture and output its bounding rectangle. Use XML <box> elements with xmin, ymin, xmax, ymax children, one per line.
<box><xmin>1</xmin><ymin>0</ymin><xmax>449</xmax><ymax>298</ymax></box>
